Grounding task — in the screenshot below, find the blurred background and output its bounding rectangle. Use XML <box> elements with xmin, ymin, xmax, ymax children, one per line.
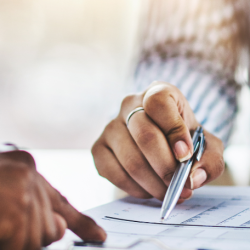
<box><xmin>0</xmin><ymin>0</ymin><xmax>143</xmax><ymax>149</ymax></box>
<box><xmin>1</xmin><ymin>0</ymin><xmax>250</xmax><ymax>193</ymax></box>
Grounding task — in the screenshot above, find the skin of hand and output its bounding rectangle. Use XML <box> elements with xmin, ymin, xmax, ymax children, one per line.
<box><xmin>0</xmin><ymin>150</ymin><xmax>106</xmax><ymax>250</ymax></box>
<box><xmin>92</xmin><ymin>81</ymin><xmax>225</xmax><ymax>202</ymax></box>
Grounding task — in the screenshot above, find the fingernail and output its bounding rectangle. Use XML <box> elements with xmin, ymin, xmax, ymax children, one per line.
<box><xmin>190</xmin><ymin>169</ymin><xmax>207</xmax><ymax>190</ymax></box>
<box><xmin>174</xmin><ymin>140</ymin><xmax>191</xmax><ymax>162</ymax></box>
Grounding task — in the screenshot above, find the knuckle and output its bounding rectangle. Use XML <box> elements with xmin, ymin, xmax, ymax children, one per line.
<box><xmin>205</xmin><ymin>135</ymin><xmax>225</xmax><ymax>178</ymax></box>
<box><xmin>104</xmin><ymin>119</ymin><xmax>118</xmax><ymax>135</ymax></box>
<box><xmin>2</xmin><ymin>159</ymin><xmax>34</xmax><ymax>177</ymax></box>
<box><xmin>0</xmin><ymin>166</ymin><xmax>33</xmax><ymax>210</ymax></box>
<box><xmin>91</xmin><ymin>142</ymin><xmax>99</xmax><ymax>157</ymax></box>
<box><xmin>167</xmin><ymin>119</ymin><xmax>186</xmax><ymax>137</ymax></box>
<box><xmin>124</xmin><ymin>155</ymin><xmax>148</xmax><ymax>178</ymax></box>
<box><xmin>18</xmin><ymin>164</ymin><xmax>34</xmax><ymax>179</ymax></box>
<box><xmin>0</xmin><ymin>212</ymin><xmax>25</xmax><ymax>240</ymax></box>
<box><xmin>215</xmin><ymin>154</ymin><xmax>225</xmax><ymax>176</ymax></box>
<box><xmin>144</xmin><ymin>86</ymin><xmax>173</xmax><ymax>111</ymax></box>
<box><xmin>120</xmin><ymin>95</ymin><xmax>136</xmax><ymax>110</ymax></box>
<box><xmin>91</xmin><ymin>143</ymin><xmax>97</xmax><ymax>157</ymax></box>
<box><xmin>120</xmin><ymin>94</ymin><xmax>144</xmax><ymax>120</ymax></box>
<box><xmin>96</xmin><ymin>165</ymin><xmax>106</xmax><ymax>178</ymax></box>
<box><xmin>91</xmin><ymin>139</ymin><xmax>108</xmax><ymax>161</ymax></box>
<box><xmin>92</xmin><ymin>119</ymin><xmax>121</xmax><ymax>156</ymax></box>
<box><xmin>205</xmin><ymin>151</ymin><xmax>225</xmax><ymax>179</ymax></box>
<box><xmin>92</xmin><ymin>121</ymin><xmax>116</xmax><ymax>155</ymax></box>
<box><xmin>16</xmin><ymin>166</ymin><xmax>35</xmax><ymax>188</ymax></box>
<box><xmin>209</xmin><ymin>133</ymin><xmax>224</xmax><ymax>152</ymax></box>
<box><xmin>216</xmin><ymin>137</ymin><xmax>224</xmax><ymax>151</ymax></box>
<box><xmin>17</xmin><ymin>190</ymin><xmax>31</xmax><ymax>209</ymax></box>
<box><xmin>101</xmin><ymin>119</ymin><xmax>121</xmax><ymax>143</ymax></box>
<box><xmin>2</xmin><ymin>163</ymin><xmax>35</xmax><ymax>190</ymax></box>
<box><xmin>134</xmin><ymin>124</ymin><xmax>157</xmax><ymax>147</ymax></box>
<box><xmin>91</xmin><ymin>147</ymin><xmax>107</xmax><ymax>178</ymax></box>
<box><xmin>124</xmin><ymin>158</ymin><xmax>140</xmax><ymax>176</ymax></box>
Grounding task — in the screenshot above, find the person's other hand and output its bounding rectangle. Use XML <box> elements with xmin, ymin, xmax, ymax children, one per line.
<box><xmin>0</xmin><ymin>150</ymin><xmax>106</xmax><ymax>249</ymax></box>
<box><xmin>92</xmin><ymin>81</ymin><xmax>224</xmax><ymax>202</ymax></box>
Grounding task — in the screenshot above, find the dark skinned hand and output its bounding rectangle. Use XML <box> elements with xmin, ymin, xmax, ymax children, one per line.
<box><xmin>0</xmin><ymin>150</ymin><xmax>106</xmax><ymax>250</ymax></box>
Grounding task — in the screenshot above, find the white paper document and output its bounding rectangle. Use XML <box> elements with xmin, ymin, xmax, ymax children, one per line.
<box><xmin>82</xmin><ymin>186</ymin><xmax>250</xmax><ymax>250</ymax></box>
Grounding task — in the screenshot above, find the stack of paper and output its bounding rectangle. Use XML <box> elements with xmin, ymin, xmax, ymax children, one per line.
<box><xmin>81</xmin><ymin>186</ymin><xmax>250</xmax><ymax>250</ymax></box>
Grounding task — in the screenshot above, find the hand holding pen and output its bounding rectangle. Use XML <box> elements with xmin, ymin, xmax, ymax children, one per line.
<box><xmin>92</xmin><ymin>81</ymin><xmax>225</xmax><ymax>202</ymax></box>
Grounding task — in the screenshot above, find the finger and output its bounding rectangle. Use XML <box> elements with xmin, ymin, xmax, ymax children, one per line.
<box><xmin>52</xmin><ymin>213</ymin><xmax>67</xmax><ymax>242</ymax></box>
<box><xmin>34</xmin><ymin>176</ymin><xmax>66</xmax><ymax>246</ymax></box>
<box><xmin>0</xmin><ymin>170</ymin><xmax>30</xmax><ymax>250</ymax></box>
<box><xmin>187</xmin><ymin>131</ymin><xmax>224</xmax><ymax>190</ymax></box>
<box><xmin>143</xmin><ymin>83</ymin><xmax>197</xmax><ymax>162</ymax></box>
<box><xmin>24</xmin><ymin>190</ymin><xmax>42</xmax><ymax>250</ymax></box>
<box><xmin>40</xmin><ymin>176</ymin><xmax>107</xmax><ymax>242</ymax></box>
<box><xmin>0</xmin><ymin>211</ymin><xmax>27</xmax><ymax>250</ymax></box>
<box><xmin>92</xmin><ymin>142</ymin><xmax>152</xmax><ymax>199</ymax></box>
<box><xmin>103</xmin><ymin>120</ymin><xmax>168</xmax><ymax>200</ymax></box>
<box><xmin>127</xmin><ymin>110</ymin><xmax>192</xmax><ymax>200</ymax></box>
<box><xmin>177</xmin><ymin>198</ymin><xmax>186</xmax><ymax>204</ymax></box>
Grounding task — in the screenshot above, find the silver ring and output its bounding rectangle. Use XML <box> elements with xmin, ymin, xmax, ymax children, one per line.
<box><xmin>126</xmin><ymin>107</ymin><xmax>144</xmax><ymax>127</ymax></box>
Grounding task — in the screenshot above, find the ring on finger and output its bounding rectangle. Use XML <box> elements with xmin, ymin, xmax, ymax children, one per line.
<box><xmin>126</xmin><ymin>107</ymin><xmax>144</xmax><ymax>127</ymax></box>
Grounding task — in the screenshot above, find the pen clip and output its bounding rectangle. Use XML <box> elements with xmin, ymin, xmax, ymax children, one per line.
<box><xmin>193</xmin><ymin>140</ymin><xmax>200</xmax><ymax>154</ymax></box>
<box><xmin>197</xmin><ymin>133</ymin><xmax>205</xmax><ymax>161</ymax></box>
<box><xmin>191</xmin><ymin>127</ymin><xmax>205</xmax><ymax>162</ymax></box>
<box><xmin>196</xmin><ymin>132</ymin><xmax>205</xmax><ymax>161</ymax></box>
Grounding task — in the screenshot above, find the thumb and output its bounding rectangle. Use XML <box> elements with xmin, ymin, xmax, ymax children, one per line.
<box><xmin>143</xmin><ymin>83</ymin><xmax>195</xmax><ymax>162</ymax></box>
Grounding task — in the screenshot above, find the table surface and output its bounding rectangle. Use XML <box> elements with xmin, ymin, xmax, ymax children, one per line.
<box><xmin>28</xmin><ymin>146</ymin><xmax>250</xmax><ymax>249</ymax></box>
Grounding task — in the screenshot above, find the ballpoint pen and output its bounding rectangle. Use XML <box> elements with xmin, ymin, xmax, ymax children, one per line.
<box><xmin>160</xmin><ymin>126</ymin><xmax>205</xmax><ymax>221</ymax></box>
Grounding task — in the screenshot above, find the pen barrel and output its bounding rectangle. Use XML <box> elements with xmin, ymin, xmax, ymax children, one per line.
<box><xmin>160</xmin><ymin>159</ymin><xmax>193</xmax><ymax>219</ymax></box>
<box><xmin>160</xmin><ymin>126</ymin><xmax>205</xmax><ymax>220</ymax></box>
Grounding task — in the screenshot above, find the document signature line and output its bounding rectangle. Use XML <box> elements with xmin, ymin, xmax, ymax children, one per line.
<box><xmin>105</xmin><ymin>216</ymin><xmax>250</xmax><ymax>229</ymax></box>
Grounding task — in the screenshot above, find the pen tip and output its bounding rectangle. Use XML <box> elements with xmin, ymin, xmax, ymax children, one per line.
<box><xmin>160</xmin><ymin>217</ymin><xmax>164</xmax><ymax>223</ymax></box>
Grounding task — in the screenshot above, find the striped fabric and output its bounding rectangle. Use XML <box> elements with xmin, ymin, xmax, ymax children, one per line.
<box><xmin>133</xmin><ymin>0</ymin><xmax>250</xmax><ymax>146</ymax></box>
<box><xmin>134</xmin><ymin>57</ymin><xmax>237</xmax><ymax>145</ymax></box>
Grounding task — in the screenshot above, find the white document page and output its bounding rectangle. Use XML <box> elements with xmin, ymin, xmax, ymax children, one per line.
<box><xmin>83</xmin><ymin>186</ymin><xmax>250</xmax><ymax>250</ymax></box>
